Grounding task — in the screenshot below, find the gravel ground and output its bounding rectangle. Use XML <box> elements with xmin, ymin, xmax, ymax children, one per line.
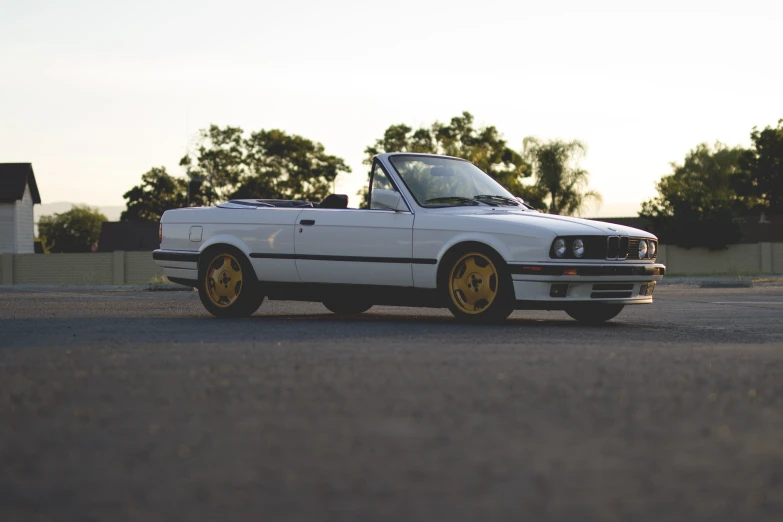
<box><xmin>1</xmin><ymin>286</ymin><xmax>783</xmax><ymax>522</ymax></box>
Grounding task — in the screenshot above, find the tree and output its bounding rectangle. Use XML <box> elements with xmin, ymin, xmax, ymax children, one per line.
<box><xmin>362</xmin><ymin>112</ymin><xmax>542</xmax><ymax>207</ymax></box>
<box><xmin>233</xmin><ymin>129</ymin><xmax>350</xmax><ymax>201</ymax></box>
<box><xmin>640</xmin><ymin>142</ymin><xmax>747</xmax><ymax>249</ymax></box>
<box><xmin>38</xmin><ymin>205</ymin><xmax>107</xmax><ymax>253</ymax></box>
<box><xmin>184</xmin><ymin>125</ymin><xmax>350</xmax><ymax>202</ymax></box>
<box><xmin>121</xmin><ymin>167</ymin><xmax>189</xmax><ymax>222</ymax></box>
<box><xmin>183</xmin><ymin>125</ymin><xmax>247</xmax><ymax>202</ymax></box>
<box><xmin>123</xmin><ymin>126</ymin><xmax>351</xmax><ymax>220</ymax></box>
<box><xmin>735</xmin><ymin>119</ymin><xmax>783</xmax><ymax>215</ymax></box>
<box><xmin>522</xmin><ymin>138</ymin><xmax>601</xmax><ymax>216</ymax></box>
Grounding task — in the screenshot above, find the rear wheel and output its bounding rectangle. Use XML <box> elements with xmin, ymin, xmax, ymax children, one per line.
<box><xmin>441</xmin><ymin>245</ymin><xmax>514</xmax><ymax>323</ymax></box>
<box><xmin>566</xmin><ymin>304</ymin><xmax>624</xmax><ymax>324</ymax></box>
<box><xmin>198</xmin><ymin>247</ymin><xmax>263</xmax><ymax>318</ymax></box>
<box><xmin>322</xmin><ymin>299</ymin><xmax>373</xmax><ymax>314</ymax></box>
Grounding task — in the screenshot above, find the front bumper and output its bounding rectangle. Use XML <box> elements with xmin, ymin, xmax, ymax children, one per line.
<box><xmin>509</xmin><ymin>262</ymin><xmax>665</xmax><ymax>305</ymax></box>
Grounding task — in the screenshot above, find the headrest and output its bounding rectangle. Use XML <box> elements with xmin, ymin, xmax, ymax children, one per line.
<box><xmin>320</xmin><ymin>194</ymin><xmax>349</xmax><ymax>209</ymax></box>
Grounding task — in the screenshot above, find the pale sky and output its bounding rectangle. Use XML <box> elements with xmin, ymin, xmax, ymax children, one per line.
<box><xmin>2</xmin><ymin>0</ymin><xmax>782</xmax><ymax>217</ymax></box>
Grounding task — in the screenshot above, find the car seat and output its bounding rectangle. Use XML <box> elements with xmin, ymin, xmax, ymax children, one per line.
<box><xmin>319</xmin><ymin>194</ymin><xmax>349</xmax><ymax>209</ymax></box>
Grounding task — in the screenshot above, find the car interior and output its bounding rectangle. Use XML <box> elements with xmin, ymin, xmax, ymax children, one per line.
<box><xmin>222</xmin><ymin>194</ymin><xmax>351</xmax><ymax>209</ymax></box>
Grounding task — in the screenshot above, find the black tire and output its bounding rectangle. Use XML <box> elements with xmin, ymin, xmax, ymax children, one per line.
<box><xmin>322</xmin><ymin>299</ymin><xmax>373</xmax><ymax>314</ymax></box>
<box><xmin>438</xmin><ymin>243</ymin><xmax>515</xmax><ymax>323</ymax></box>
<box><xmin>197</xmin><ymin>246</ymin><xmax>264</xmax><ymax>318</ymax></box>
<box><xmin>566</xmin><ymin>304</ymin><xmax>624</xmax><ymax>324</ymax></box>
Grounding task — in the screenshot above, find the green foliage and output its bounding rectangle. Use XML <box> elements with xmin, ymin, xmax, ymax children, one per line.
<box><xmin>522</xmin><ymin>138</ymin><xmax>601</xmax><ymax>216</ymax></box>
<box><xmin>184</xmin><ymin>125</ymin><xmax>247</xmax><ymax>201</ymax></box>
<box><xmin>232</xmin><ymin>129</ymin><xmax>350</xmax><ymax>201</ymax></box>
<box><xmin>38</xmin><ymin>205</ymin><xmax>107</xmax><ymax>253</ymax></box>
<box><xmin>640</xmin><ymin>142</ymin><xmax>747</xmax><ymax>249</ymax></box>
<box><xmin>121</xmin><ymin>167</ymin><xmax>189</xmax><ymax>222</ymax></box>
<box><xmin>184</xmin><ymin>125</ymin><xmax>350</xmax><ymax>202</ymax></box>
<box><xmin>362</xmin><ymin>112</ymin><xmax>541</xmax><ymax>208</ymax></box>
<box><xmin>735</xmin><ymin>119</ymin><xmax>783</xmax><ymax>214</ymax></box>
<box><xmin>122</xmin><ymin>126</ymin><xmax>350</xmax><ymax>220</ymax></box>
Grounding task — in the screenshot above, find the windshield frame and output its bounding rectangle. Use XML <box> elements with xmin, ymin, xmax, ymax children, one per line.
<box><xmin>386</xmin><ymin>153</ymin><xmax>520</xmax><ymax>209</ymax></box>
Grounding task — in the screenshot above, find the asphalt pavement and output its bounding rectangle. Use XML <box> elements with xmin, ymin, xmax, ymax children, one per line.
<box><xmin>1</xmin><ymin>285</ymin><xmax>783</xmax><ymax>522</ymax></box>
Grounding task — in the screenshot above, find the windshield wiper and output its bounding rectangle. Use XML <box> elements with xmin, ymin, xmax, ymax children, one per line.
<box><xmin>472</xmin><ymin>195</ymin><xmax>521</xmax><ymax>206</ymax></box>
<box><xmin>424</xmin><ymin>196</ymin><xmax>479</xmax><ymax>206</ymax></box>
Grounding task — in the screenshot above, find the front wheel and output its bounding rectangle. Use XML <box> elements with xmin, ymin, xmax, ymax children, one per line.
<box><xmin>198</xmin><ymin>247</ymin><xmax>263</xmax><ymax>318</ymax></box>
<box><xmin>441</xmin><ymin>246</ymin><xmax>515</xmax><ymax>323</ymax></box>
<box><xmin>566</xmin><ymin>304</ymin><xmax>624</xmax><ymax>324</ymax></box>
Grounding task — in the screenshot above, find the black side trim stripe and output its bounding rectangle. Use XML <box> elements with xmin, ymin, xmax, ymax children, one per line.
<box><xmin>250</xmin><ymin>253</ymin><xmax>437</xmax><ymax>265</ymax></box>
<box><xmin>153</xmin><ymin>250</ymin><xmax>199</xmax><ymax>262</ymax></box>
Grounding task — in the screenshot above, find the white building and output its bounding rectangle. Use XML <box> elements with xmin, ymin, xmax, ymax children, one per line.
<box><xmin>0</xmin><ymin>163</ymin><xmax>41</xmax><ymax>254</ymax></box>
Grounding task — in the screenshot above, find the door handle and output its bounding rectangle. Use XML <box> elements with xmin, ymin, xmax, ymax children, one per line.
<box><xmin>300</xmin><ymin>219</ymin><xmax>316</xmax><ymax>226</ymax></box>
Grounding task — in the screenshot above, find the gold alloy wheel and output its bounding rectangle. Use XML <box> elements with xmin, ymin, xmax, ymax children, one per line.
<box><xmin>205</xmin><ymin>254</ymin><xmax>243</xmax><ymax>308</ymax></box>
<box><xmin>448</xmin><ymin>252</ymin><xmax>499</xmax><ymax>314</ymax></box>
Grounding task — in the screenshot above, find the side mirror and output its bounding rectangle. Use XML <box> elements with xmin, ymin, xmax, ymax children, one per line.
<box><xmin>372</xmin><ymin>189</ymin><xmax>408</xmax><ymax>211</ymax></box>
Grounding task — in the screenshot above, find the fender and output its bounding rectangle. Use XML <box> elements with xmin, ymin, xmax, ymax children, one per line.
<box><xmin>434</xmin><ymin>232</ymin><xmax>515</xmax><ymax>265</ymax></box>
<box><xmin>411</xmin><ymin>233</ymin><xmax>516</xmax><ymax>289</ymax></box>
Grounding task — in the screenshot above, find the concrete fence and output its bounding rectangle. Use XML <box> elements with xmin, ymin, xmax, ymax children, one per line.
<box><xmin>0</xmin><ymin>243</ymin><xmax>781</xmax><ymax>285</ymax></box>
<box><xmin>657</xmin><ymin>242</ymin><xmax>782</xmax><ymax>276</ymax></box>
<box><xmin>0</xmin><ymin>252</ymin><xmax>164</xmax><ymax>286</ymax></box>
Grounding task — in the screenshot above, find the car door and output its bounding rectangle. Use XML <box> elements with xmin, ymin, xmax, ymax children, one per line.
<box><xmin>294</xmin><ymin>161</ymin><xmax>415</xmax><ymax>286</ymax></box>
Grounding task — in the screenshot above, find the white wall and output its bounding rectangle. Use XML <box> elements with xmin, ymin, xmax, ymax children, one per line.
<box><xmin>14</xmin><ymin>184</ymin><xmax>34</xmax><ymax>254</ymax></box>
<box><xmin>0</xmin><ymin>203</ymin><xmax>15</xmax><ymax>253</ymax></box>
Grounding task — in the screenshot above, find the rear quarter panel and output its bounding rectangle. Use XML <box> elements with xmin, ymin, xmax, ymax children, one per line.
<box><xmin>160</xmin><ymin>206</ymin><xmax>303</xmax><ymax>282</ymax></box>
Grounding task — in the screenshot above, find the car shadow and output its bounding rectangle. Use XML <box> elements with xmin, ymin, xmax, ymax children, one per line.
<box><xmin>0</xmin><ymin>308</ymin><xmax>652</xmax><ymax>350</ymax></box>
<box><xmin>244</xmin><ymin>311</ymin><xmax>629</xmax><ymax>329</ymax></box>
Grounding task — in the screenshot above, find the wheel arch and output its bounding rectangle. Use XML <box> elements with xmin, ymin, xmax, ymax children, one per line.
<box><xmin>197</xmin><ymin>241</ymin><xmax>258</xmax><ymax>281</ymax></box>
<box><xmin>435</xmin><ymin>239</ymin><xmax>509</xmax><ymax>289</ymax></box>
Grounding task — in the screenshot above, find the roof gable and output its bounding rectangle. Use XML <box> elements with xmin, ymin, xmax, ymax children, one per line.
<box><xmin>0</xmin><ymin>163</ymin><xmax>42</xmax><ymax>204</ymax></box>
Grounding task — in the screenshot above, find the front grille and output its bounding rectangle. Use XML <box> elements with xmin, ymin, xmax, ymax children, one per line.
<box><xmin>627</xmin><ymin>238</ymin><xmax>640</xmax><ymax>259</ymax></box>
<box><xmin>551</xmin><ymin>236</ymin><xmax>657</xmax><ymax>260</ymax></box>
<box><xmin>618</xmin><ymin>237</ymin><xmax>629</xmax><ymax>259</ymax></box>
<box><xmin>605</xmin><ymin>237</ymin><xmax>656</xmax><ymax>260</ymax></box>
<box><xmin>606</xmin><ymin>236</ymin><xmax>619</xmax><ymax>259</ymax></box>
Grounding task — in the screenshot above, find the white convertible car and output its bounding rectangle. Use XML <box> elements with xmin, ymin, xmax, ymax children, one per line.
<box><xmin>154</xmin><ymin>153</ymin><xmax>665</xmax><ymax>323</ymax></box>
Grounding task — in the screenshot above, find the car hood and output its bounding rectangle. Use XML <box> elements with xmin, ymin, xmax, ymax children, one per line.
<box><xmin>430</xmin><ymin>207</ymin><xmax>656</xmax><ymax>239</ymax></box>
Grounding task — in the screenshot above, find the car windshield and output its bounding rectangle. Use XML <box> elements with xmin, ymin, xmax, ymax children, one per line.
<box><xmin>388</xmin><ymin>155</ymin><xmax>520</xmax><ymax>208</ymax></box>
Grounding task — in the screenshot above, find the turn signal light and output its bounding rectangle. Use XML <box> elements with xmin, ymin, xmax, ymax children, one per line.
<box><xmin>563</xmin><ymin>268</ymin><xmax>577</xmax><ymax>275</ymax></box>
<box><xmin>158</xmin><ymin>223</ymin><xmax>162</xmax><ymax>243</ymax></box>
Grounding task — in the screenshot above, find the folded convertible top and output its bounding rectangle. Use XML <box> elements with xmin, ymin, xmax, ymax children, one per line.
<box><xmin>218</xmin><ymin>199</ymin><xmax>315</xmax><ymax>209</ymax></box>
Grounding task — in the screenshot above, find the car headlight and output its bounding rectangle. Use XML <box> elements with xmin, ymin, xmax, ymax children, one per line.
<box><xmin>573</xmin><ymin>239</ymin><xmax>585</xmax><ymax>258</ymax></box>
<box><xmin>638</xmin><ymin>240</ymin><xmax>648</xmax><ymax>259</ymax></box>
<box><xmin>554</xmin><ymin>238</ymin><xmax>566</xmax><ymax>257</ymax></box>
<box><xmin>649</xmin><ymin>241</ymin><xmax>656</xmax><ymax>258</ymax></box>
